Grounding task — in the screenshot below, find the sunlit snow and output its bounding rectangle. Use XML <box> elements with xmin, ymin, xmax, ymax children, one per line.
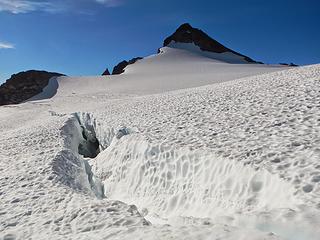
<box><xmin>1</xmin><ymin>46</ymin><xmax>320</xmax><ymax>240</ymax></box>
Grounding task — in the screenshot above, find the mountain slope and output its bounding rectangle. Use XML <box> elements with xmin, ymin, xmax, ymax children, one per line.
<box><xmin>0</xmin><ymin>70</ymin><xmax>64</xmax><ymax>106</ymax></box>
<box><xmin>1</xmin><ymin>25</ymin><xmax>320</xmax><ymax>240</ymax></box>
<box><xmin>103</xmin><ymin>23</ymin><xmax>262</xmax><ymax>76</ymax></box>
<box><xmin>164</xmin><ymin>23</ymin><xmax>258</xmax><ymax>63</ymax></box>
<box><xmin>50</xmin><ymin>47</ymin><xmax>285</xmax><ymax>99</ymax></box>
<box><xmin>1</xmin><ymin>63</ymin><xmax>320</xmax><ymax>240</ymax></box>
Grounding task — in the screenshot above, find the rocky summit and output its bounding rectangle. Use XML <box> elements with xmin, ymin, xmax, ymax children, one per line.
<box><xmin>0</xmin><ymin>70</ymin><xmax>64</xmax><ymax>106</ymax></box>
<box><xmin>102</xmin><ymin>68</ymin><xmax>111</xmax><ymax>76</ymax></box>
<box><xmin>104</xmin><ymin>23</ymin><xmax>260</xmax><ymax>75</ymax></box>
<box><xmin>163</xmin><ymin>23</ymin><xmax>258</xmax><ymax>63</ymax></box>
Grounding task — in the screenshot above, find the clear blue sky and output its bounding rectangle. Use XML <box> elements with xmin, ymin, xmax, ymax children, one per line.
<box><xmin>0</xmin><ymin>0</ymin><xmax>319</xmax><ymax>83</ymax></box>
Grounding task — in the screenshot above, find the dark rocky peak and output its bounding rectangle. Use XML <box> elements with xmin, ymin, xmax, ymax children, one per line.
<box><xmin>102</xmin><ymin>68</ymin><xmax>110</xmax><ymax>76</ymax></box>
<box><xmin>0</xmin><ymin>70</ymin><xmax>64</xmax><ymax>106</ymax></box>
<box><xmin>111</xmin><ymin>57</ymin><xmax>143</xmax><ymax>75</ymax></box>
<box><xmin>163</xmin><ymin>23</ymin><xmax>257</xmax><ymax>63</ymax></box>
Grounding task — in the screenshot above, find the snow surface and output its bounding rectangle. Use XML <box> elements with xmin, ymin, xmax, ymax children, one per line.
<box><xmin>1</xmin><ymin>47</ymin><xmax>320</xmax><ymax>240</ymax></box>
<box><xmin>167</xmin><ymin>41</ymin><xmax>251</xmax><ymax>63</ymax></box>
<box><xmin>49</xmin><ymin>47</ymin><xmax>286</xmax><ymax>97</ymax></box>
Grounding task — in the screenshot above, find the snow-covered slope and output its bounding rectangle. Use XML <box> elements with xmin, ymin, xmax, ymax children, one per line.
<box><xmin>166</xmin><ymin>42</ymin><xmax>253</xmax><ymax>63</ymax></box>
<box><xmin>1</xmin><ymin>47</ymin><xmax>320</xmax><ymax>240</ymax></box>
<box><xmin>33</xmin><ymin>47</ymin><xmax>286</xmax><ymax>99</ymax></box>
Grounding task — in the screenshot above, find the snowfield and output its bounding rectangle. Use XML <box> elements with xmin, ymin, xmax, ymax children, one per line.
<box><xmin>1</xmin><ymin>47</ymin><xmax>320</xmax><ymax>240</ymax></box>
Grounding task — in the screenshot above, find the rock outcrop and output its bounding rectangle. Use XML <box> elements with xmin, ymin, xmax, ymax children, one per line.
<box><xmin>112</xmin><ymin>61</ymin><xmax>129</xmax><ymax>75</ymax></box>
<box><xmin>279</xmin><ymin>63</ymin><xmax>299</xmax><ymax>67</ymax></box>
<box><xmin>163</xmin><ymin>23</ymin><xmax>258</xmax><ymax>63</ymax></box>
<box><xmin>111</xmin><ymin>57</ymin><xmax>143</xmax><ymax>75</ymax></box>
<box><xmin>0</xmin><ymin>70</ymin><xmax>64</xmax><ymax>106</ymax></box>
<box><xmin>102</xmin><ymin>68</ymin><xmax>110</xmax><ymax>76</ymax></box>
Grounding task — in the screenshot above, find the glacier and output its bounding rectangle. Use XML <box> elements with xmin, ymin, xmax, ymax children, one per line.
<box><xmin>1</xmin><ymin>47</ymin><xmax>320</xmax><ymax>240</ymax></box>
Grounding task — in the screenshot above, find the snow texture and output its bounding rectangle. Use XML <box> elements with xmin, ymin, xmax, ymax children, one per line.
<box><xmin>1</xmin><ymin>47</ymin><xmax>320</xmax><ymax>240</ymax></box>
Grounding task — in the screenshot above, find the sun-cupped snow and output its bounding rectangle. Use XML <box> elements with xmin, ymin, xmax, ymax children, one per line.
<box><xmin>1</xmin><ymin>46</ymin><xmax>320</xmax><ymax>240</ymax></box>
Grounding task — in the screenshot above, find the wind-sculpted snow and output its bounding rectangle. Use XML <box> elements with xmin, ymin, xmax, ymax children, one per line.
<box><xmin>91</xmin><ymin>65</ymin><xmax>320</xmax><ymax>205</ymax></box>
<box><xmin>1</xmin><ymin>53</ymin><xmax>320</xmax><ymax>239</ymax></box>
<box><xmin>0</xmin><ymin>113</ymin><xmax>150</xmax><ymax>240</ymax></box>
<box><xmin>52</xmin><ymin>114</ymin><xmax>104</xmax><ymax>198</ymax></box>
<box><xmin>88</xmin><ymin>64</ymin><xmax>320</xmax><ymax>239</ymax></box>
<box><xmin>93</xmin><ymin>134</ymin><xmax>298</xmax><ymax>217</ymax></box>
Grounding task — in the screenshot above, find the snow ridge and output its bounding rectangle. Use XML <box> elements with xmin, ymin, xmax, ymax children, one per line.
<box><xmin>52</xmin><ymin>113</ymin><xmax>105</xmax><ymax>198</ymax></box>
<box><xmin>92</xmin><ymin>134</ymin><xmax>298</xmax><ymax>218</ymax></box>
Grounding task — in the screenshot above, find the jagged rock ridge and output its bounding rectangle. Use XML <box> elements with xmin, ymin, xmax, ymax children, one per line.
<box><xmin>111</xmin><ymin>57</ymin><xmax>143</xmax><ymax>75</ymax></box>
